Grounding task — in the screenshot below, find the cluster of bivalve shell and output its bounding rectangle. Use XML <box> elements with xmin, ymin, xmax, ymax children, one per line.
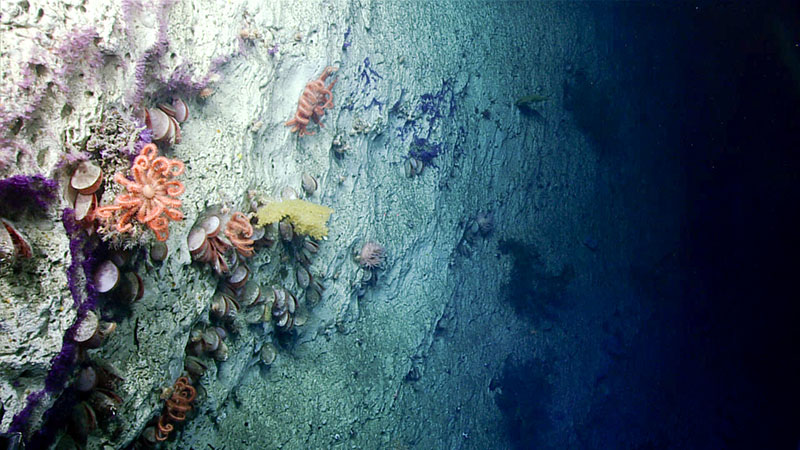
<box><xmin>93</xmin><ymin>257</ymin><xmax>144</xmax><ymax>303</ymax></box>
<box><xmin>0</xmin><ymin>218</ymin><xmax>31</xmax><ymax>264</ymax></box>
<box><xmin>214</xmin><ymin>275</ymin><xmax>267</xmax><ymax>325</ymax></box>
<box><xmin>145</xmin><ymin>98</ymin><xmax>189</xmax><ymax>145</ymax></box>
<box><xmin>188</xmin><ymin>207</ymin><xmax>264</xmax><ymax>276</ymax></box>
<box><xmin>69</xmin><ymin>361</ymin><xmax>124</xmax><ymax>441</ymax></box>
<box><xmin>264</xmin><ymin>286</ymin><xmax>298</xmax><ymax>333</ymax></box>
<box><xmin>404</xmin><ymin>157</ymin><xmax>425</xmax><ymax>178</ymax></box>
<box><xmin>209</xmin><ymin>286</ymin><xmax>241</xmax><ymax>324</ymax></box>
<box><xmin>183</xmin><ymin>355</ymin><xmax>209</xmax><ymax>382</ymax></box>
<box><xmin>66</xmin><ymin>160</ymin><xmax>104</xmax><ymax>229</ymax></box>
<box><xmin>187</xmin><ymin>325</ymin><xmax>230</xmax><ymax>362</ymax></box>
<box><xmin>270</xmin><ymin>197</ymin><xmax>326</xmax><ymax>303</ymax></box>
<box><xmin>295</xmin><ymin>262</ymin><xmax>325</xmax><ymax>304</ymax></box>
<box><xmin>72</xmin><ymin>310</ymin><xmax>118</xmax><ymax>350</ymax></box>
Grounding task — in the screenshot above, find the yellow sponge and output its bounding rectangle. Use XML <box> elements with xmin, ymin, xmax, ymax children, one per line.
<box><xmin>255</xmin><ymin>199</ymin><xmax>333</xmax><ymax>239</ymax></box>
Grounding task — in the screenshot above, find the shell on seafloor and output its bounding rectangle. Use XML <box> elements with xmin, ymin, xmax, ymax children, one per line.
<box><xmin>172</xmin><ymin>98</ymin><xmax>189</xmax><ymax>122</ymax></box>
<box><xmin>279</xmin><ymin>219</ymin><xmax>293</xmax><ymax>241</ymax></box>
<box><xmin>200</xmin><ymin>214</ymin><xmax>222</xmax><ymax>238</ymax></box>
<box><xmin>281</xmin><ymin>186</ymin><xmax>298</xmax><ymax>201</ymax></box>
<box><xmin>226</xmin><ymin>264</ymin><xmax>250</xmax><ymax>290</ymax></box>
<box><xmin>75</xmin><ymin>366</ymin><xmax>98</xmax><ymax>392</ymax></box>
<box><xmin>89</xmin><ymin>388</ymin><xmax>122</xmax><ymax>417</ymax></box>
<box><xmin>213</xmin><ymin>340</ymin><xmax>229</xmax><ymax>361</ymax></box>
<box><xmin>69</xmin><ymin>401</ymin><xmax>97</xmax><ymax>440</ymax></box>
<box><xmin>187</xmin><ymin>226</ymin><xmax>209</xmax><ymax>259</ymax></box>
<box><xmin>404</xmin><ymin>158</ymin><xmax>424</xmax><ymax>178</ymax></box>
<box><xmin>184</xmin><ymin>356</ymin><xmax>208</xmax><ymax>380</ymax></box>
<box><xmin>117</xmin><ymin>271</ymin><xmax>144</xmax><ymax>303</ymax></box>
<box><xmin>94</xmin><ymin>260</ymin><xmax>120</xmax><ymax>294</ymax></box>
<box><xmin>168</xmin><ymin>115</ymin><xmax>181</xmax><ymax>145</ymax></box>
<box><xmin>157</xmin><ymin>102</ymin><xmax>176</xmax><ymax>117</ymax></box>
<box><xmin>109</xmin><ymin>250</ymin><xmax>132</xmax><ymax>269</ymax></box>
<box><xmin>201</xmin><ymin>328</ymin><xmax>220</xmax><ymax>352</ymax></box>
<box><xmin>404</xmin><ymin>159</ymin><xmax>413</xmax><ymax>178</ymax></box>
<box><xmin>210</xmin><ymin>291</ymin><xmax>240</xmax><ymax>321</ymax></box>
<box><xmin>73</xmin><ymin>193</ymin><xmax>96</xmax><ymax>222</ymax></box>
<box><xmin>301</xmin><ymin>173</ymin><xmax>318</xmax><ymax>195</ymax></box>
<box><xmin>250</xmin><ymin>225</ymin><xmax>265</xmax><ymax>242</ymax></box>
<box><xmin>260</xmin><ymin>343</ymin><xmax>277</xmax><ymax>366</ymax></box>
<box><xmin>209</xmin><ymin>292</ymin><xmax>228</xmax><ymax>320</ymax></box>
<box><xmin>73</xmin><ymin>311</ymin><xmax>99</xmax><ymax>346</ymax></box>
<box><xmin>0</xmin><ymin>219</ymin><xmax>32</xmax><ymax>262</ymax></box>
<box><xmin>241</xmin><ymin>280</ymin><xmax>263</xmax><ymax>307</ymax></box>
<box><xmin>150</xmin><ymin>241</ymin><xmax>168</xmax><ymax>262</ymax></box>
<box><xmin>303</xmin><ymin>240</ymin><xmax>319</xmax><ymax>254</ymax></box>
<box><xmin>146</xmin><ymin>107</ymin><xmax>171</xmax><ymax>142</ymax></box>
<box><xmin>71</xmin><ymin>161</ymin><xmax>103</xmax><ymax>194</ymax></box>
<box><xmin>293</xmin><ymin>308</ymin><xmax>308</xmax><ymax>327</ymax></box>
<box><xmin>295</xmin><ymin>265</ymin><xmax>311</xmax><ymax>289</ymax></box>
<box><xmin>73</xmin><ymin>311</ymin><xmax>117</xmax><ymax>349</ymax></box>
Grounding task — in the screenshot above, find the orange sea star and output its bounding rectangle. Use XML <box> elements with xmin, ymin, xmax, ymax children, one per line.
<box><xmin>95</xmin><ymin>143</ymin><xmax>185</xmax><ymax>241</ymax></box>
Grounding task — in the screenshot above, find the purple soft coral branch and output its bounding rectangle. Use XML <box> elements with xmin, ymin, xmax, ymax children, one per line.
<box><xmin>52</xmin><ymin>28</ymin><xmax>101</xmax><ymax>92</ymax></box>
<box><xmin>7</xmin><ymin>210</ymin><xmax>100</xmax><ymax>438</ymax></box>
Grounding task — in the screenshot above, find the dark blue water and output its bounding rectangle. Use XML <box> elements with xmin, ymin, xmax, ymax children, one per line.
<box><xmin>491</xmin><ymin>2</ymin><xmax>800</xmax><ymax>448</ymax></box>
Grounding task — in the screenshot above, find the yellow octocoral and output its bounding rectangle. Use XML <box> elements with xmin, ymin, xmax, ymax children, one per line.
<box><xmin>255</xmin><ymin>199</ymin><xmax>333</xmax><ymax>239</ymax></box>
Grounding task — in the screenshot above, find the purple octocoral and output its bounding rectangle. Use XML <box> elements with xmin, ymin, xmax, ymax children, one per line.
<box><xmin>0</xmin><ymin>174</ymin><xmax>58</xmax><ymax>215</ymax></box>
<box><xmin>357</xmin><ymin>241</ymin><xmax>386</xmax><ymax>270</ymax></box>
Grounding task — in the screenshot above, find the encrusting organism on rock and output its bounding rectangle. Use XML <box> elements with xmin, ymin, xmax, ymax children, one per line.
<box><xmin>95</xmin><ymin>143</ymin><xmax>185</xmax><ymax>241</ymax></box>
<box><xmin>285</xmin><ymin>66</ymin><xmax>338</xmax><ymax>137</ymax></box>
<box><xmin>356</xmin><ymin>241</ymin><xmax>386</xmax><ymax>270</ymax></box>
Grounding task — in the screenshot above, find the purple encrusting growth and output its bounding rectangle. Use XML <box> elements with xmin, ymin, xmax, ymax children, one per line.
<box><xmin>342</xmin><ymin>27</ymin><xmax>352</xmax><ymax>50</ymax></box>
<box><xmin>359</xmin><ymin>57</ymin><xmax>383</xmax><ymax>88</ymax></box>
<box><xmin>0</xmin><ymin>174</ymin><xmax>58</xmax><ymax>215</ymax></box>
<box><xmin>268</xmin><ymin>43</ymin><xmax>280</xmax><ymax>56</ymax></box>
<box><xmin>128</xmin><ymin>0</ymin><xmax>232</xmax><ymax>105</ymax></box>
<box><xmin>417</xmin><ymin>79</ymin><xmax>457</xmax><ymax>121</ymax></box>
<box><xmin>408</xmin><ymin>137</ymin><xmax>444</xmax><ymax>168</ymax></box>
<box><xmin>394</xmin><ymin>79</ymin><xmax>463</xmax><ymax>167</ymax></box>
<box><xmin>161</xmin><ymin>56</ymin><xmax>229</xmax><ymax>95</ymax></box>
<box><xmin>7</xmin><ymin>210</ymin><xmax>100</xmax><ymax>441</ymax></box>
<box><xmin>365</xmin><ymin>98</ymin><xmax>384</xmax><ymax>112</ymax></box>
<box><xmin>121</xmin><ymin>0</ymin><xmax>144</xmax><ymax>37</ymax></box>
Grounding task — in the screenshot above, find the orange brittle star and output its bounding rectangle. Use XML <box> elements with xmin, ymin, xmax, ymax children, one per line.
<box><xmin>95</xmin><ymin>144</ymin><xmax>185</xmax><ymax>241</ymax></box>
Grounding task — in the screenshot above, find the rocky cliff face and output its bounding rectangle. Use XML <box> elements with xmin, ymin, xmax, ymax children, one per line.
<box><xmin>1</xmin><ymin>1</ymin><xmax>679</xmax><ymax>448</ymax></box>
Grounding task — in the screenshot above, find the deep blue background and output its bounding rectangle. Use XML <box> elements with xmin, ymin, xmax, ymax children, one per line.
<box><xmin>494</xmin><ymin>2</ymin><xmax>800</xmax><ymax>448</ymax></box>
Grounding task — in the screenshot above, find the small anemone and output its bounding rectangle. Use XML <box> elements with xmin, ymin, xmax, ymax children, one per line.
<box><xmin>356</xmin><ymin>241</ymin><xmax>386</xmax><ymax>270</ymax></box>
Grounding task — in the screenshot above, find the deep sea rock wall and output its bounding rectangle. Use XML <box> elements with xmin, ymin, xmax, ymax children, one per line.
<box><xmin>1</xmin><ymin>0</ymin><xmax>683</xmax><ymax>448</ymax></box>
